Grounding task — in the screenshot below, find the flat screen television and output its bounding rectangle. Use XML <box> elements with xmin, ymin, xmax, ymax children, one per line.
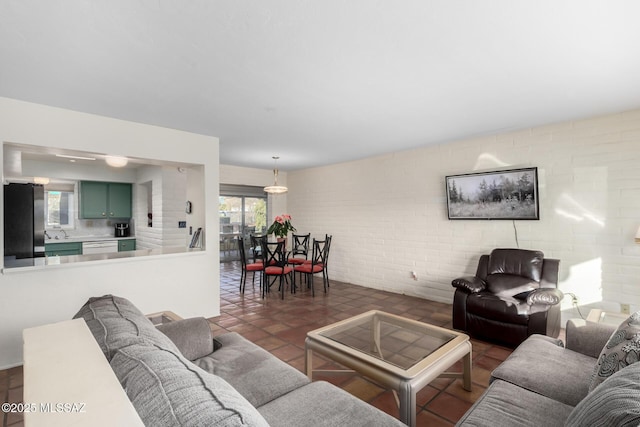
<box><xmin>446</xmin><ymin>167</ymin><xmax>539</xmax><ymax>220</ymax></box>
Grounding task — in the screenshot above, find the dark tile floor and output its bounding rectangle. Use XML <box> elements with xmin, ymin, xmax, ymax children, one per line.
<box><xmin>211</xmin><ymin>261</ymin><xmax>515</xmax><ymax>425</ymax></box>
<box><xmin>1</xmin><ymin>365</ymin><xmax>23</xmax><ymax>427</ymax></box>
<box><xmin>1</xmin><ymin>261</ymin><xmax>518</xmax><ymax>427</ymax></box>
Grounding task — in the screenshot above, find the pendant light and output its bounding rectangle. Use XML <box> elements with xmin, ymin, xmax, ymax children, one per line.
<box><xmin>264</xmin><ymin>156</ymin><xmax>288</xmax><ymax>194</ymax></box>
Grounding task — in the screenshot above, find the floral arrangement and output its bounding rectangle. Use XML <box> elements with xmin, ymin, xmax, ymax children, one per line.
<box><xmin>267</xmin><ymin>214</ymin><xmax>296</xmax><ymax>238</ymax></box>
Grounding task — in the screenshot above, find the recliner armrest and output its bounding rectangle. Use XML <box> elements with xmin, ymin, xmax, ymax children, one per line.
<box><xmin>526</xmin><ymin>288</ymin><xmax>564</xmax><ymax>306</ymax></box>
<box><xmin>452</xmin><ymin>276</ymin><xmax>486</xmax><ymax>293</ymax></box>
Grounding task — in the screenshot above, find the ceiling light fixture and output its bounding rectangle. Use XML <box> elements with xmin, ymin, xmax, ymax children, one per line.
<box><xmin>33</xmin><ymin>177</ymin><xmax>50</xmax><ymax>185</ymax></box>
<box><xmin>55</xmin><ymin>154</ymin><xmax>96</xmax><ymax>161</ymax></box>
<box><xmin>105</xmin><ymin>155</ymin><xmax>128</xmax><ymax>168</ymax></box>
<box><xmin>263</xmin><ymin>156</ymin><xmax>288</xmax><ymax>194</ymax></box>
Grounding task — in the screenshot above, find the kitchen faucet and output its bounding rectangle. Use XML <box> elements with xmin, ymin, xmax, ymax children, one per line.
<box><xmin>59</xmin><ymin>229</ymin><xmax>68</xmax><ymax>239</ymax></box>
<box><xmin>44</xmin><ymin>230</ymin><xmax>51</xmax><ymax>240</ymax></box>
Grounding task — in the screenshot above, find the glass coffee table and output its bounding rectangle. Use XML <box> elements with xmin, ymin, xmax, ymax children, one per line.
<box><xmin>305</xmin><ymin>310</ymin><xmax>471</xmax><ymax>427</ymax></box>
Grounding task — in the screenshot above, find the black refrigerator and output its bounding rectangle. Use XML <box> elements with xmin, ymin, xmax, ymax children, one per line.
<box><xmin>4</xmin><ymin>183</ymin><xmax>45</xmax><ymax>259</ymax></box>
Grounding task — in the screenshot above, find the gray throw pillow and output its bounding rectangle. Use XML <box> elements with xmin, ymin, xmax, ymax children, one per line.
<box><xmin>111</xmin><ymin>344</ymin><xmax>269</xmax><ymax>427</ymax></box>
<box><xmin>589</xmin><ymin>310</ymin><xmax>640</xmax><ymax>392</ymax></box>
<box><xmin>157</xmin><ymin>317</ymin><xmax>222</xmax><ymax>361</ymax></box>
<box><xmin>567</xmin><ymin>361</ymin><xmax>640</xmax><ymax>427</ymax></box>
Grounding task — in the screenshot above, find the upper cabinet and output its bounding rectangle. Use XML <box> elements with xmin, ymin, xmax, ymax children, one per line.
<box><xmin>79</xmin><ymin>181</ymin><xmax>132</xmax><ymax>219</ymax></box>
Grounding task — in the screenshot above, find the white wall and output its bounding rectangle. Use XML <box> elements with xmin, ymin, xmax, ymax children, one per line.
<box><xmin>0</xmin><ymin>97</ymin><xmax>220</xmax><ymax>369</ymax></box>
<box><xmin>287</xmin><ymin>109</ymin><xmax>640</xmax><ymax>323</ymax></box>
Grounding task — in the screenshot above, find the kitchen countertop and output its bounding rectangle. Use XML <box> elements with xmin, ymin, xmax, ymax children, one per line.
<box><xmin>3</xmin><ymin>246</ymin><xmax>203</xmax><ymax>271</ymax></box>
<box><xmin>45</xmin><ymin>235</ymin><xmax>136</xmax><ymax>244</ymax></box>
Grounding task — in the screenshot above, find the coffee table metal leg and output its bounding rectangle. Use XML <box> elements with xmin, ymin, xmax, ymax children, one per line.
<box><xmin>398</xmin><ymin>382</ymin><xmax>416</xmax><ymax>427</ymax></box>
<box><xmin>463</xmin><ymin>349</ymin><xmax>472</xmax><ymax>391</ymax></box>
<box><xmin>305</xmin><ymin>345</ymin><xmax>313</xmax><ymax>380</ymax></box>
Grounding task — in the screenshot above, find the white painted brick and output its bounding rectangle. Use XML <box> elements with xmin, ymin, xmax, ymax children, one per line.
<box><xmin>286</xmin><ymin>107</ymin><xmax>640</xmax><ymax>321</ymax></box>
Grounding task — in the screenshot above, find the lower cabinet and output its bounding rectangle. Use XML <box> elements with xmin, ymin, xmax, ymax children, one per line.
<box><xmin>118</xmin><ymin>239</ymin><xmax>136</xmax><ymax>252</ymax></box>
<box><xmin>45</xmin><ymin>242</ymin><xmax>83</xmax><ymax>257</ymax></box>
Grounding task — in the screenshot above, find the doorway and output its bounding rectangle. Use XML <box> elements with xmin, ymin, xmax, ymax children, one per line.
<box><xmin>219</xmin><ymin>185</ymin><xmax>267</xmax><ymax>262</ymax></box>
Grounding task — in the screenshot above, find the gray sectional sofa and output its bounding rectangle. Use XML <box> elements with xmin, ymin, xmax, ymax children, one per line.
<box><xmin>457</xmin><ymin>316</ymin><xmax>640</xmax><ymax>426</ymax></box>
<box><xmin>73</xmin><ymin>295</ymin><xmax>404</xmax><ymax>427</ymax></box>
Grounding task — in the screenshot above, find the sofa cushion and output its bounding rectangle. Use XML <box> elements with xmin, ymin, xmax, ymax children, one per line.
<box><xmin>156</xmin><ymin>317</ymin><xmax>221</xmax><ymax>361</ymax></box>
<box><xmin>73</xmin><ymin>295</ymin><xmax>180</xmax><ymax>361</ymax></box>
<box><xmin>485</xmin><ymin>274</ymin><xmax>539</xmax><ymax>298</ymax></box>
<box><xmin>488</xmin><ymin>248</ymin><xmax>544</xmax><ymax>281</ymax></box>
<box><xmin>466</xmin><ymin>292</ymin><xmax>531</xmax><ymax>325</ymax></box>
<box><xmin>455</xmin><ymin>379</ymin><xmax>573</xmax><ymax>427</ymax></box>
<box><xmin>589</xmin><ymin>310</ymin><xmax>640</xmax><ymax>392</ymax></box>
<box><xmin>194</xmin><ymin>332</ymin><xmax>310</xmax><ymax>407</ymax></box>
<box><xmin>566</xmin><ymin>361</ymin><xmax>640</xmax><ymax>427</ymax></box>
<box><xmin>111</xmin><ymin>344</ymin><xmax>269</xmax><ymax>427</ymax></box>
<box><xmin>257</xmin><ymin>380</ymin><xmax>405</xmax><ymax>427</ymax></box>
<box><xmin>491</xmin><ymin>334</ymin><xmax>595</xmax><ymax>406</ymax></box>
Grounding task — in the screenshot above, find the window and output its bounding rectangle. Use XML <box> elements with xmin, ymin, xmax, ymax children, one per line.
<box><xmin>45</xmin><ymin>190</ymin><xmax>75</xmax><ymax>228</ymax></box>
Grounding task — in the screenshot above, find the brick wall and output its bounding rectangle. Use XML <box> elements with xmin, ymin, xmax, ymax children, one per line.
<box><xmin>287</xmin><ymin>108</ymin><xmax>640</xmax><ymax>321</ymax></box>
<box><xmin>134</xmin><ymin>166</ymin><xmax>188</xmax><ymax>249</ymax></box>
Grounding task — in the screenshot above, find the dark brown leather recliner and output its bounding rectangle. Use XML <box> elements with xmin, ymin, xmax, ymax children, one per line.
<box><xmin>451</xmin><ymin>248</ymin><xmax>562</xmax><ymax>347</ymax></box>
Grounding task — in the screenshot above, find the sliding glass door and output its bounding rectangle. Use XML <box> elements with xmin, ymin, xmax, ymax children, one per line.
<box><xmin>219</xmin><ymin>185</ymin><xmax>267</xmax><ymax>262</ymax></box>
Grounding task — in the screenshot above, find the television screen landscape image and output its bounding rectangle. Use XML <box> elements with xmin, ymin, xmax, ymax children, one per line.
<box><xmin>446</xmin><ymin>167</ymin><xmax>539</xmax><ymax>220</ymax></box>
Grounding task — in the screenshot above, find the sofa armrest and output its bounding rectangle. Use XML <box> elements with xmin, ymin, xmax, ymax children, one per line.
<box><xmin>565</xmin><ymin>319</ymin><xmax>616</xmax><ymax>358</ymax></box>
<box><xmin>527</xmin><ymin>288</ymin><xmax>564</xmax><ymax>306</ymax></box>
<box><xmin>452</xmin><ymin>276</ymin><xmax>486</xmax><ymax>293</ymax></box>
<box><xmin>156</xmin><ymin>317</ymin><xmax>218</xmax><ymax>361</ymax></box>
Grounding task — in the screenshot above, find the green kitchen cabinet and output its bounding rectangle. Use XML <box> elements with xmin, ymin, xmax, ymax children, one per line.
<box><xmin>80</xmin><ymin>181</ymin><xmax>132</xmax><ymax>219</ymax></box>
<box><xmin>45</xmin><ymin>242</ymin><xmax>82</xmax><ymax>257</ymax></box>
<box><xmin>118</xmin><ymin>239</ymin><xmax>136</xmax><ymax>252</ymax></box>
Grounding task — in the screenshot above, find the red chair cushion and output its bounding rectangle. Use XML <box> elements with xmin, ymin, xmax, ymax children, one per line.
<box><xmin>265</xmin><ymin>266</ymin><xmax>293</xmax><ymax>275</ymax></box>
<box><xmin>288</xmin><ymin>258</ymin><xmax>306</xmax><ymax>265</ymax></box>
<box><xmin>245</xmin><ymin>263</ymin><xmax>263</xmax><ymax>271</ymax></box>
<box><xmin>294</xmin><ymin>264</ymin><xmax>323</xmax><ymax>274</ymax></box>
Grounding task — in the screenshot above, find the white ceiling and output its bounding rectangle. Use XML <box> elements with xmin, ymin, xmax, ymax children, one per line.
<box><xmin>1</xmin><ymin>1</ymin><xmax>640</xmax><ymax>171</ymax></box>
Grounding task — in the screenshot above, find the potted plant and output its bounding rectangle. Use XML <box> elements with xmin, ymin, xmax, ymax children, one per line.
<box><xmin>267</xmin><ymin>214</ymin><xmax>296</xmax><ymax>243</ymax></box>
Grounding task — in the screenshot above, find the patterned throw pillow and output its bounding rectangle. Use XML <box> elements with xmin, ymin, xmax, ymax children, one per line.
<box><xmin>567</xmin><ymin>362</ymin><xmax>640</xmax><ymax>427</ymax></box>
<box><xmin>589</xmin><ymin>311</ymin><xmax>640</xmax><ymax>392</ymax></box>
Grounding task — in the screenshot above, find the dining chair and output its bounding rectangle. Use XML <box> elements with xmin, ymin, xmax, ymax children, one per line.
<box><xmin>303</xmin><ymin>234</ymin><xmax>332</xmax><ymax>288</ymax></box>
<box><xmin>237</xmin><ymin>237</ymin><xmax>264</xmax><ymax>293</ymax></box>
<box><xmin>221</xmin><ymin>224</ymin><xmax>235</xmax><ymax>256</ymax></box>
<box><xmin>261</xmin><ymin>240</ymin><xmax>294</xmax><ymax>299</ymax></box>
<box><xmin>324</xmin><ymin>234</ymin><xmax>332</xmax><ymax>288</ymax></box>
<box><xmin>250</xmin><ymin>234</ymin><xmax>265</xmax><ymax>263</ymax></box>
<box><xmin>288</xmin><ymin>233</ymin><xmax>310</xmax><ymax>266</ymax></box>
<box><xmin>294</xmin><ymin>238</ymin><xmax>329</xmax><ymax>297</ymax></box>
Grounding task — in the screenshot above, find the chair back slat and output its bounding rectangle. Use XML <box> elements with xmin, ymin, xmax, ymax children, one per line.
<box><xmin>237</xmin><ymin>236</ymin><xmax>247</xmax><ymax>267</ymax></box>
<box><xmin>250</xmin><ymin>234</ymin><xmax>266</xmax><ymax>262</ymax></box>
<box><xmin>310</xmin><ymin>239</ymin><xmax>328</xmax><ymax>267</ymax></box>
<box><xmin>292</xmin><ymin>233</ymin><xmax>311</xmax><ymax>258</ymax></box>
<box><xmin>262</xmin><ymin>240</ymin><xmax>287</xmax><ymax>267</ymax></box>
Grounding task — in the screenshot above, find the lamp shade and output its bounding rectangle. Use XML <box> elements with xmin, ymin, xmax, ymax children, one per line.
<box><xmin>264</xmin><ymin>184</ymin><xmax>288</xmax><ymax>194</ymax></box>
<box><xmin>33</xmin><ymin>177</ymin><xmax>49</xmax><ymax>185</ymax></box>
<box><xmin>263</xmin><ymin>156</ymin><xmax>287</xmax><ymax>194</ymax></box>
